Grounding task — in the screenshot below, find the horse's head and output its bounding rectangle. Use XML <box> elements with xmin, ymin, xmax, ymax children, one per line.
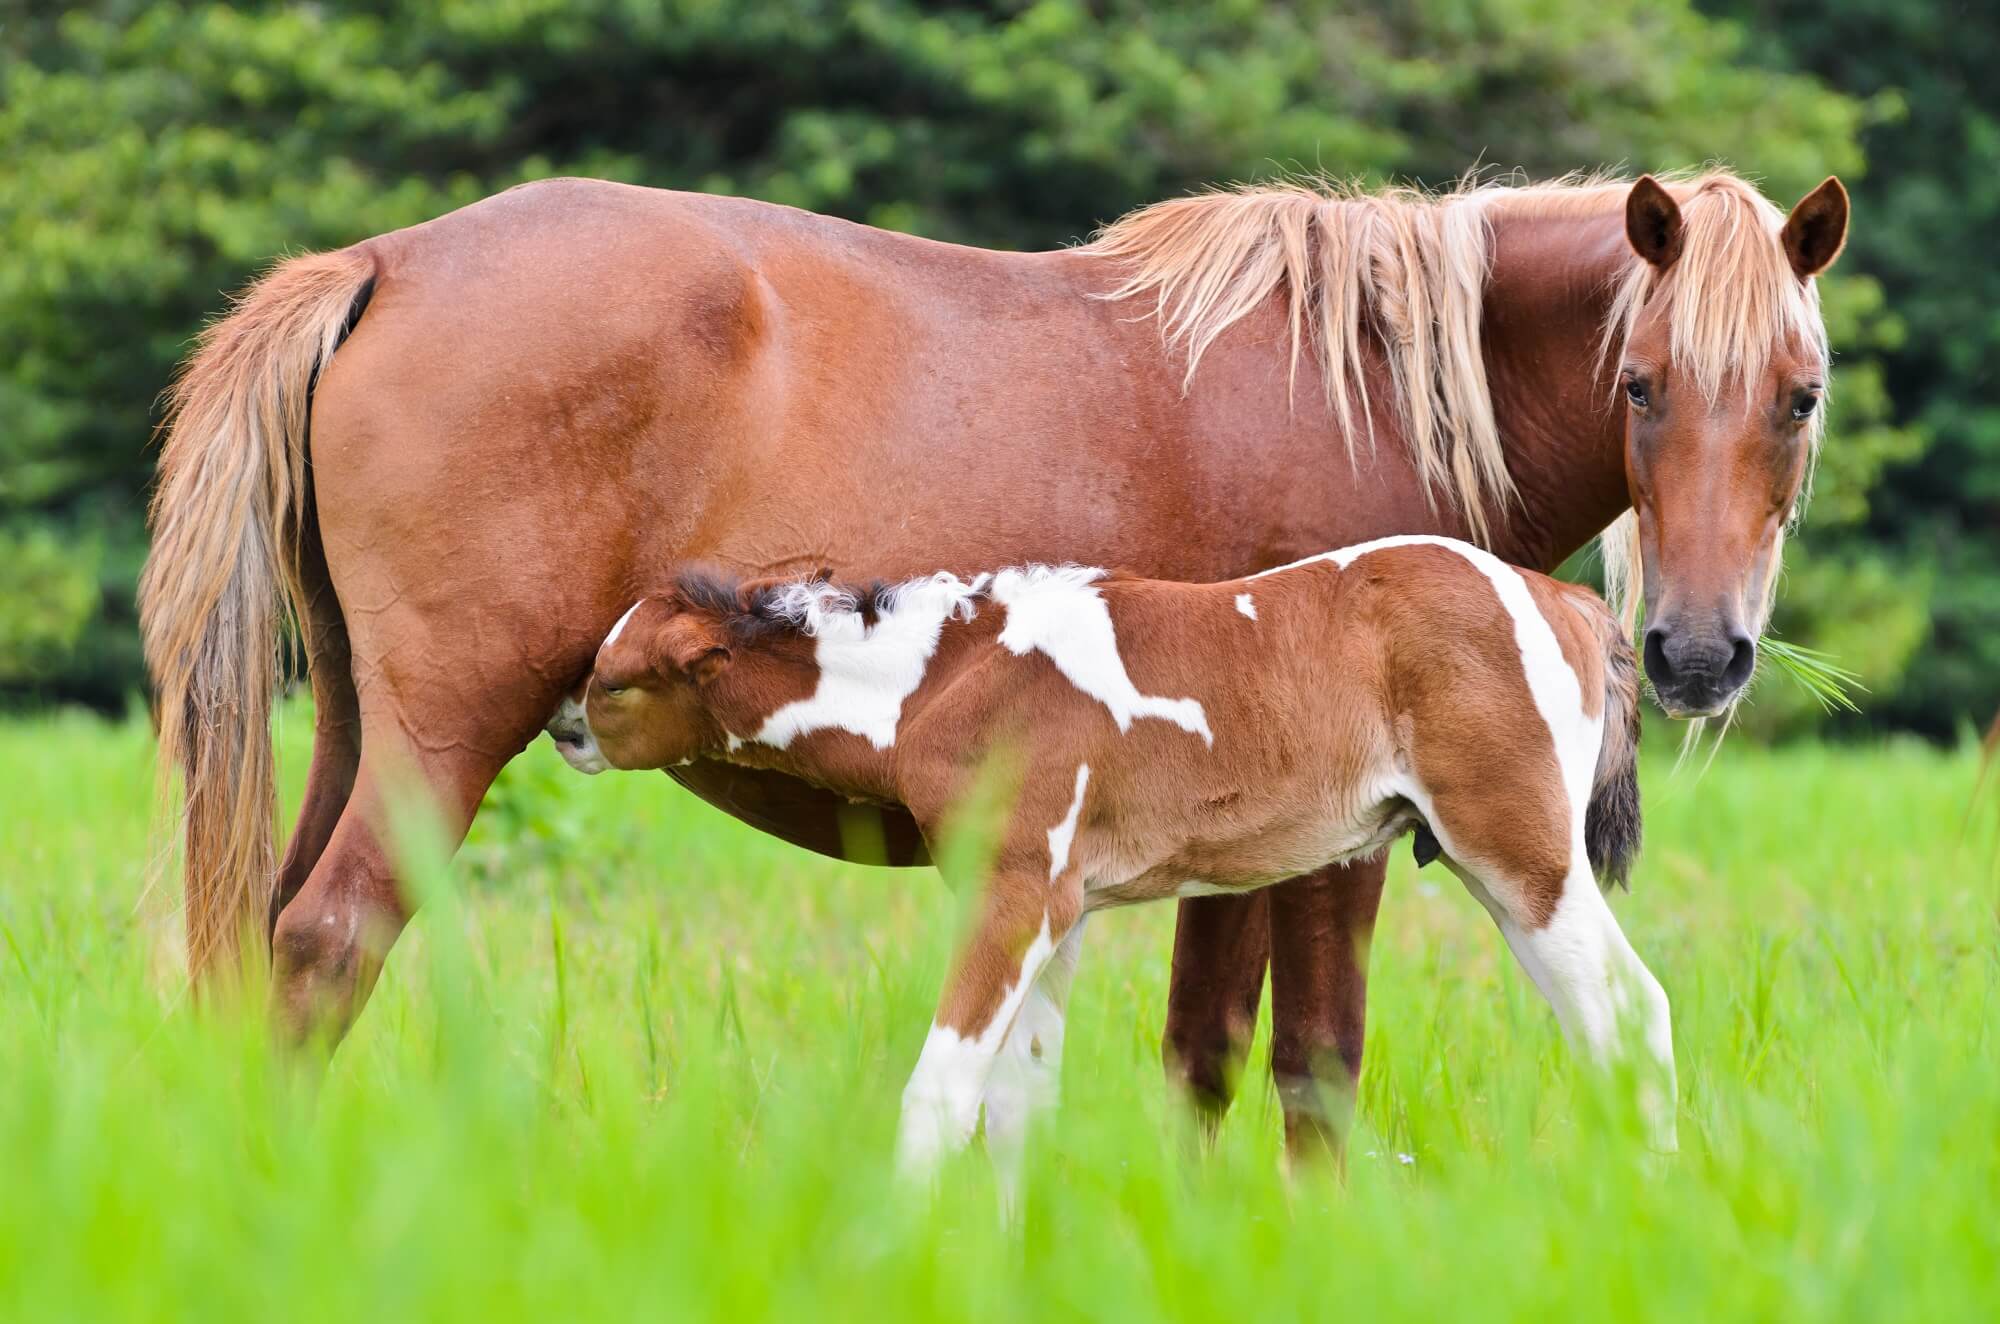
<box><xmin>1612</xmin><ymin>173</ymin><xmax>1848</xmax><ymax>717</ymax></box>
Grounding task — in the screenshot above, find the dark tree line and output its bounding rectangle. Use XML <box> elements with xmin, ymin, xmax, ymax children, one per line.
<box><xmin>0</xmin><ymin>1</ymin><xmax>1982</xmax><ymax>735</ymax></box>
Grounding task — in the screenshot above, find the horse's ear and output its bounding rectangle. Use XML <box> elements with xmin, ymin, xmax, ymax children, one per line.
<box><xmin>1782</xmin><ymin>176</ymin><xmax>1849</xmax><ymax>279</ymax></box>
<box><xmin>648</xmin><ymin>614</ymin><xmax>733</xmax><ymax>685</ymax></box>
<box><xmin>1625</xmin><ymin>176</ymin><xmax>1685</xmax><ymax>270</ymax></box>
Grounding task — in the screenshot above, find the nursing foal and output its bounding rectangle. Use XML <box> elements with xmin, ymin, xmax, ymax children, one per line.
<box><xmin>551</xmin><ymin>535</ymin><xmax>1670</xmax><ymax>1170</ymax></box>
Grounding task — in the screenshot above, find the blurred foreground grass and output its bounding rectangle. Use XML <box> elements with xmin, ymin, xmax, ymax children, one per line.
<box><xmin>0</xmin><ymin>704</ymin><xmax>1995</xmax><ymax>1320</ymax></box>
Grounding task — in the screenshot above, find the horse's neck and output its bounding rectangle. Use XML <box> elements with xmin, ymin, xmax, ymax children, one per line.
<box><xmin>1477</xmin><ymin>205</ymin><xmax>1637</xmax><ymax>571</ymax></box>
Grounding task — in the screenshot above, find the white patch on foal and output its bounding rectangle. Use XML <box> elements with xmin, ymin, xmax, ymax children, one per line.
<box><xmin>990</xmin><ymin>565</ymin><xmax>1213</xmax><ymax>746</ymax></box>
<box><xmin>1174</xmin><ymin>879</ymin><xmax>1234</xmax><ymax>898</ymax></box>
<box><xmin>1234</xmin><ymin>592</ymin><xmax>1257</xmax><ymax>620</ymax></box>
<box><xmin>602</xmin><ymin>600</ymin><xmax>644</xmax><ymax>650</ymax></box>
<box><xmin>982</xmin><ymin>920</ymin><xmax>1086</xmax><ymax>1207</ymax></box>
<box><xmin>745</xmin><ymin>572</ymin><xmax>986</xmax><ymax>751</ymax></box>
<box><xmin>547</xmin><ymin>600</ymin><xmax>647</xmax><ymax>773</ymax></box>
<box><xmin>1046</xmin><ymin>763</ymin><xmax>1091</xmax><ymax>882</ymax></box>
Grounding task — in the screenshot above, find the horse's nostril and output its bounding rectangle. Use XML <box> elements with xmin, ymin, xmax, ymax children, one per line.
<box><xmin>1723</xmin><ymin>633</ymin><xmax>1756</xmax><ymax>690</ymax></box>
<box><xmin>1643</xmin><ymin>626</ymin><xmax>1674</xmax><ymax>685</ymax></box>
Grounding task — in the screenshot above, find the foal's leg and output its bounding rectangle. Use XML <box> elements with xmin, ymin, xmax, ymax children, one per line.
<box><xmin>1408</xmin><ymin>606</ymin><xmax>1673</xmax><ymax>1151</ymax></box>
<box><xmin>897</xmin><ymin>877</ymin><xmax>1082</xmax><ymax>1178</ymax></box>
<box><xmin>1432</xmin><ymin>769</ymin><xmax>1676</xmax><ymax>1157</ymax></box>
<box><xmin>1458</xmin><ymin>857</ymin><xmax>1676</xmax><ymax>1152</ymax></box>
<box><xmin>981</xmin><ymin>919</ymin><xmax>1087</xmax><ymax>1188</ymax></box>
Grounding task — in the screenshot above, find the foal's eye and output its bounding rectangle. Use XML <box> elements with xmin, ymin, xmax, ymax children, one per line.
<box><xmin>599</xmin><ymin>684</ymin><xmax>627</xmax><ymax>697</ymax></box>
<box><xmin>1624</xmin><ymin>379</ymin><xmax>1650</xmax><ymax>410</ymax></box>
<box><xmin>1791</xmin><ymin>390</ymin><xmax>1821</xmax><ymax>421</ymax></box>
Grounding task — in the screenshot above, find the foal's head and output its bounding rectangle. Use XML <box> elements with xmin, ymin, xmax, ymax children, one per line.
<box><xmin>1610</xmin><ymin>173</ymin><xmax>1847</xmax><ymax>717</ymax></box>
<box><xmin>576</xmin><ymin>582</ymin><xmax>751</xmax><ymax>770</ymax></box>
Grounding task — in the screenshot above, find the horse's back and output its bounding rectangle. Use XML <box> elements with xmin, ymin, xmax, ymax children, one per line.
<box><xmin>347</xmin><ymin>177</ymin><xmax>1092</xmax><ymax>374</ymax></box>
<box><xmin>309</xmin><ymin>177</ymin><xmax>1158</xmax><ymax>563</ymax></box>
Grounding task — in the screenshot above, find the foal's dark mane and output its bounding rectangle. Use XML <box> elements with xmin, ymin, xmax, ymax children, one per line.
<box><xmin>672</xmin><ymin>566</ymin><xmax>909</xmax><ymax>642</ymax></box>
<box><xmin>671</xmin><ymin>561</ymin><xmax>1130</xmax><ymax>645</ymax></box>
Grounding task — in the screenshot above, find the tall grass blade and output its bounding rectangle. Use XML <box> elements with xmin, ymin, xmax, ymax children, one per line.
<box><xmin>1758</xmin><ymin>637</ymin><xmax>1865</xmax><ymax>714</ymax></box>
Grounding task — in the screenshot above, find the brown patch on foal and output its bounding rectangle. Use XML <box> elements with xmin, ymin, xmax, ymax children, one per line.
<box><xmin>1368</xmin><ymin>548</ymin><xmax>1574</xmax><ymax>927</ymax></box>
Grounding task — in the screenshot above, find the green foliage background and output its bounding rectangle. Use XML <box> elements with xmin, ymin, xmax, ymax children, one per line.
<box><xmin>0</xmin><ymin>1</ymin><xmax>1985</xmax><ymax>733</ymax></box>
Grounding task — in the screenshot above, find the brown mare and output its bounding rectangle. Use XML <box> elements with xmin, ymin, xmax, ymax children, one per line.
<box><xmin>139</xmin><ymin>167</ymin><xmax>1845</xmax><ymax>1145</ymax></box>
<box><xmin>555</xmin><ymin>541</ymin><xmax>1666</xmax><ymax>1183</ymax></box>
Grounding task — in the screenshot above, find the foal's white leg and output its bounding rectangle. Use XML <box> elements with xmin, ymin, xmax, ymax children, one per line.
<box><xmin>981</xmin><ymin>920</ymin><xmax>1087</xmax><ymax>1195</ymax></box>
<box><xmin>1460</xmin><ymin>859</ymin><xmax>1677</xmax><ymax>1152</ymax></box>
<box><xmin>897</xmin><ymin>915</ymin><xmax>1068</xmax><ymax>1179</ymax></box>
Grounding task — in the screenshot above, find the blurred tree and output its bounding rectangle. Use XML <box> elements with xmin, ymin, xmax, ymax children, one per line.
<box><xmin>1</xmin><ymin>0</ymin><xmax>1903</xmax><ymax>726</ymax></box>
<box><xmin>1706</xmin><ymin>0</ymin><xmax>2000</xmax><ymax>737</ymax></box>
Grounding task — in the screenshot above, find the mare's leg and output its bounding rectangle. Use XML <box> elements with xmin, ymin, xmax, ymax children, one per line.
<box><xmin>897</xmin><ymin>877</ymin><xmax>1082</xmax><ymax>1178</ymax></box>
<box><xmin>1268</xmin><ymin>856</ymin><xmax>1389</xmax><ymax>1158</ymax></box>
<box><xmin>1163</xmin><ymin>892</ymin><xmax>1270</xmax><ymax>1129</ymax></box>
<box><xmin>981</xmin><ymin>919</ymin><xmax>1087</xmax><ymax>1193</ymax></box>
<box><xmin>269</xmin><ymin>681</ymin><xmax>552</xmax><ymax>1044</ymax></box>
<box><xmin>1166</xmin><ymin>863</ymin><xmax>1386</xmax><ymax>1156</ymax></box>
<box><xmin>269</xmin><ymin>550</ymin><xmax>360</xmax><ymax>935</ymax></box>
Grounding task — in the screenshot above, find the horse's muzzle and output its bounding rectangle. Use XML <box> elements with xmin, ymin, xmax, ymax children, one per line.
<box><xmin>1644</xmin><ymin>622</ymin><xmax>1756</xmax><ymax>718</ymax></box>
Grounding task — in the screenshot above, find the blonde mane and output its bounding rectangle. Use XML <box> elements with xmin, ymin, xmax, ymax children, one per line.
<box><xmin>1600</xmin><ymin>174</ymin><xmax>1829</xmax><ymax>415</ymax></box>
<box><xmin>1084</xmin><ymin>169</ymin><xmax>1830</xmax><ymax>618</ymax></box>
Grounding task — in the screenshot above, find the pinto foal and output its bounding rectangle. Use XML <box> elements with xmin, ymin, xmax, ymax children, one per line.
<box><xmin>549</xmin><ymin>535</ymin><xmax>1673</xmax><ymax>1170</ymax></box>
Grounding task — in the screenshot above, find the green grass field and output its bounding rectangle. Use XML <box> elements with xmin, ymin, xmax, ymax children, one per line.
<box><xmin>1</xmin><ymin>705</ymin><xmax>1995</xmax><ymax>1320</ymax></box>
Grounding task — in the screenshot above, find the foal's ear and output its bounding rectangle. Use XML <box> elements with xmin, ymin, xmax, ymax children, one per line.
<box><xmin>1625</xmin><ymin>176</ymin><xmax>1685</xmax><ymax>270</ymax></box>
<box><xmin>649</xmin><ymin>614</ymin><xmax>733</xmax><ymax>685</ymax></box>
<box><xmin>1782</xmin><ymin>176</ymin><xmax>1849</xmax><ymax>279</ymax></box>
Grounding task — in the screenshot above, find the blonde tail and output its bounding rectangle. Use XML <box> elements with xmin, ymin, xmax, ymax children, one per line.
<box><xmin>138</xmin><ymin>248</ymin><xmax>375</xmax><ymax>981</ymax></box>
<box><xmin>1585</xmin><ymin>594</ymin><xmax>1644</xmax><ymax>888</ymax></box>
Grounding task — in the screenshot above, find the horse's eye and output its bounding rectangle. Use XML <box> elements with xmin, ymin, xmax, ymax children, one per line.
<box><xmin>1792</xmin><ymin>391</ymin><xmax>1821</xmax><ymax>421</ymax></box>
<box><xmin>599</xmin><ymin>684</ymin><xmax>627</xmax><ymax>698</ymax></box>
<box><xmin>1625</xmin><ymin>379</ymin><xmax>1650</xmax><ymax>410</ymax></box>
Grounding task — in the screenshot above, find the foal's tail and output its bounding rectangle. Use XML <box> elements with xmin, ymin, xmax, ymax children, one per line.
<box><xmin>138</xmin><ymin>247</ymin><xmax>376</xmax><ymax>982</ymax></box>
<box><xmin>1584</xmin><ymin>598</ymin><xmax>1644</xmax><ymax>889</ymax></box>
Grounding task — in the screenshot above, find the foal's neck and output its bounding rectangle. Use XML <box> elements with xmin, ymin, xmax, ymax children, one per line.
<box><xmin>1478</xmin><ymin>205</ymin><xmax>1635</xmax><ymax>571</ymax></box>
<box><xmin>708</xmin><ymin>610</ymin><xmax>998</xmax><ymax>803</ymax></box>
